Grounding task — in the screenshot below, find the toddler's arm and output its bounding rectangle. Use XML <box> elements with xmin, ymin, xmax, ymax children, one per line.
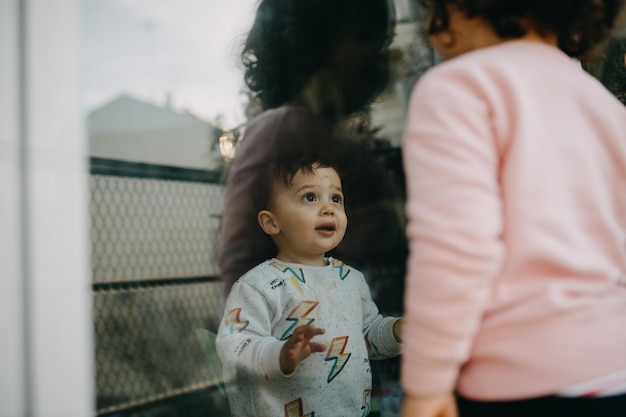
<box><xmin>216</xmin><ymin>281</ymin><xmax>288</xmax><ymax>380</ymax></box>
<box><xmin>357</xmin><ymin>271</ymin><xmax>402</xmax><ymax>358</ymax></box>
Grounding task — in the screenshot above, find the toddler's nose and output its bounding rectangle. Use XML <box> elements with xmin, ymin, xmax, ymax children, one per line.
<box><xmin>321</xmin><ymin>203</ymin><xmax>334</xmax><ymax>216</ymax></box>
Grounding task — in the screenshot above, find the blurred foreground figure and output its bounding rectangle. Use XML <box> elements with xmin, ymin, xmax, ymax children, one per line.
<box><xmin>400</xmin><ymin>1</ymin><xmax>626</xmax><ymax>416</ymax></box>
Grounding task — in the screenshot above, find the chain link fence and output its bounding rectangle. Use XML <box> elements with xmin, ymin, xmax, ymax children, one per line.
<box><xmin>90</xmin><ymin>158</ymin><xmax>229</xmax><ymax>417</ymax></box>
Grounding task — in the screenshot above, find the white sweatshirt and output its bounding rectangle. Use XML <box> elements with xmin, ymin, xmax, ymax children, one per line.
<box><xmin>216</xmin><ymin>258</ymin><xmax>401</xmax><ymax>416</ymax></box>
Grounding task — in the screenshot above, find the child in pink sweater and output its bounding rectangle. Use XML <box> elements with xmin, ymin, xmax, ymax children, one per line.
<box><xmin>401</xmin><ymin>1</ymin><xmax>626</xmax><ymax>416</ymax></box>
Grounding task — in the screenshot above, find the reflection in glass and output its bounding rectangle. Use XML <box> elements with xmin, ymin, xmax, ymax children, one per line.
<box><xmin>81</xmin><ymin>0</ymin><xmax>431</xmax><ymax>416</ymax></box>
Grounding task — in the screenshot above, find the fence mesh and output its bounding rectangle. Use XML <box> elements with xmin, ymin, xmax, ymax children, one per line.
<box><xmin>90</xmin><ymin>159</ymin><xmax>229</xmax><ymax>417</ymax></box>
<box><xmin>90</xmin><ymin>175</ymin><xmax>222</xmax><ymax>283</ymax></box>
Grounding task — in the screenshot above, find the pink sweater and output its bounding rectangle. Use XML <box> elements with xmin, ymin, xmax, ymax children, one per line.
<box><xmin>401</xmin><ymin>40</ymin><xmax>626</xmax><ymax>400</ymax></box>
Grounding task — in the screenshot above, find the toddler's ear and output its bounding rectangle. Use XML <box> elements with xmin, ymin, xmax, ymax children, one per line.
<box><xmin>258</xmin><ymin>210</ymin><xmax>280</xmax><ymax>235</ymax></box>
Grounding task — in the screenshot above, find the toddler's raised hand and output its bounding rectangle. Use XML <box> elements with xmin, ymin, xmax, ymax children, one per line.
<box><xmin>280</xmin><ymin>325</ymin><xmax>327</xmax><ymax>375</ymax></box>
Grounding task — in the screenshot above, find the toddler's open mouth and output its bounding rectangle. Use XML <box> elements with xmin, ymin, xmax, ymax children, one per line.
<box><xmin>316</xmin><ymin>223</ymin><xmax>336</xmax><ymax>231</ymax></box>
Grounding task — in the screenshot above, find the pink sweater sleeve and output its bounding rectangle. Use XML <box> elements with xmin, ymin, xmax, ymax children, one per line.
<box><xmin>401</xmin><ymin>67</ymin><xmax>506</xmax><ymax>396</ymax></box>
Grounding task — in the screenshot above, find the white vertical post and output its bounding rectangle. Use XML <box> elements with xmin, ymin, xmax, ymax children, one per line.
<box><xmin>0</xmin><ymin>0</ymin><xmax>94</xmax><ymax>415</ymax></box>
<box><xmin>0</xmin><ymin>0</ymin><xmax>26</xmax><ymax>412</ymax></box>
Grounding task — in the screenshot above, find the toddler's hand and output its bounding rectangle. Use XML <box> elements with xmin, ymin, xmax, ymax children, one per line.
<box><xmin>393</xmin><ymin>318</ymin><xmax>404</xmax><ymax>343</ymax></box>
<box><xmin>280</xmin><ymin>325</ymin><xmax>326</xmax><ymax>375</ymax></box>
<box><xmin>401</xmin><ymin>393</ymin><xmax>458</xmax><ymax>417</ymax></box>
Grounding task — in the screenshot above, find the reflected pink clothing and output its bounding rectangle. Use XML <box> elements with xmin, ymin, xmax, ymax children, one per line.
<box><xmin>401</xmin><ymin>40</ymin><xmax>626</xmax><ymax>400</ymax></box>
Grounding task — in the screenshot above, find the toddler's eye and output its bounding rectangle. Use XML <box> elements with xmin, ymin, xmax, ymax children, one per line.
<box><xmin>303</xmin><ymin>193</ymin><xmax>316</xmax><ymax>202</ymax></box>
<box><xmin>332</xmin><ymin>195</ymin><xmax>343</xmax><ymax>204</ymax></box>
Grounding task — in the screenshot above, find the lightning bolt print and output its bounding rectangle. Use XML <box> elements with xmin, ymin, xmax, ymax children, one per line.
<box><xmin>224</xmin><ymin>308</ymin><xmax>249</xmax><ymax>334</ymax></box>
<box><xmin>361</xmin><ymin>389</ymin><xmax>372</xmax><ymax>417</ymax></box>
<box><xmin>325</xmin><ymin>336</ymin><xmax>351</xmax><ymax>383</ymax></box>
<box><xmin>284</xmin><ymin>398</ymin><xmax>315</xmax><ymax>417</ymax></box>
<box><xmin>270</xmin><ymin>261</ymin><xmax>307</xmax><ymax>292</ymax></box>
<box><xmin>280</xmin><ymin>301</ymin><xmax>319</xmax><ymax>341</ymax></box>
<box><xmin>331</xmin><ymin>259</ymin><xmax>351</xmax><ymax>280</ymax></box>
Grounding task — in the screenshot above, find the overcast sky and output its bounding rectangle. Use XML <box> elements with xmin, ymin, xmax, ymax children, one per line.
<box><xmin>82</xmin><ymin>0</ymin><xmax>257</xmax><ymax>128</ymax></box>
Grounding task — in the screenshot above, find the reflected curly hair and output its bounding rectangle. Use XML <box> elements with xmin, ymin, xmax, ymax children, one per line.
<box><xmin>420</xmin><ymin>0</ymin><xmax>626</xmax><ymax>59</ymax></box>
<box><xmin>242</xmin><ymin>0</ymin><xmax>393</xmax><ymax>110</ymax></box>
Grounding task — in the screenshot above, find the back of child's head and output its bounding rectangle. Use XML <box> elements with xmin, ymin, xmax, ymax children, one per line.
<box><xmin>252</xmin><ymin>154</ymin><xmax>341</xmax><ymax>213</ymax></box>
<box><xmin>419</xmin><ymin>0</ymin><xmax>626</xmax><ymax>60</ymax></box>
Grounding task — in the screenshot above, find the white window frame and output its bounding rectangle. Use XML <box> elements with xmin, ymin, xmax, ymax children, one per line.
<box><xmin>0</xmin><ymin>0</ymin><xmax>94</xmax><ymax>415</ymax></box>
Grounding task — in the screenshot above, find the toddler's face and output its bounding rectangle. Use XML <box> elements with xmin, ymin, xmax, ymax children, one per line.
<box><xmin>270</xmin><ymin>165</ymin><xmax>347</xmax><ymax>264</ymax></box>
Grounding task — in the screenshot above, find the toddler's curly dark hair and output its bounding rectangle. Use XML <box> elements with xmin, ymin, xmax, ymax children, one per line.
<box><xmin>419</xmin><ymin>0</ymin><xmax>626</xmax><ymax>60</ymax></box>
<box><xmin>253</xmin><ymin>153</ymin><xmax>341</xmax><ymax>213</ymax></box>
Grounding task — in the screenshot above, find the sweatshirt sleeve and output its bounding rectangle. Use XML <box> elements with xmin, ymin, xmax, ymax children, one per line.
<box><xmin>215</xmin><ymin>280</ymin><xmax>287</xmax><ymax>382</ymax></box>
<box><xmin>400</xmin><ymin>66</ymin><xmax>506</xmax><ymax>396</ymax></box>
<box><xmin>359</xmin><ymin>271</ymin><xmax>402</xmax><ymax>359</ymax></box>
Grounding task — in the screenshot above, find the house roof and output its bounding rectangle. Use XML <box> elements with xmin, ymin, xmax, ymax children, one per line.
<box><xmin>88</xmin><ymin>94</ymin><xmax>214</xmax><ymax>135</ymax></box>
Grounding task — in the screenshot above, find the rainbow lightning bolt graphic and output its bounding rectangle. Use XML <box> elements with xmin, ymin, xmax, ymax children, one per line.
<box><xmin>331</xmin><ymin>259</ymin><xmax>351</xmax><ymax>280</ymax></box>
<box><xmin>284</xmin><ymin>398</ymin><xmax>315</xmax><ymax>417</ymax></box>
<box><xmin>270</xmin><ymin>261</ymin><xmax>306</xmax><ymax>292</ymax></box>
<box><xmin>361</xmin><ymin>389</ymin><xmax>372</xmax><ymax>417</ymax></box>
<box><xmin>280</xmin><ymin>301</ymin><xmax>319</xmax><ymax>341</ymax></box>
<box><xmin>325</xmin><ymin>336</ymin><xmax>351</xmax><ymax>383</ymax></box>
<box><xmin>224</xmin><ymin>308</ymin><xmax>249</xmax><ymax>334</ymax></box>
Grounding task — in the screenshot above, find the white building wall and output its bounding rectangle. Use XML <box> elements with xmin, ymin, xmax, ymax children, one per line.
<box><xmin>90</xmin><ymin>125</ymin><xmax>220</xmax><ymax>170</ymax></box>
<box><xmin>88</xmin><ymin>95</ymin><xmax>223</xmax><ymax>170</ymax></box>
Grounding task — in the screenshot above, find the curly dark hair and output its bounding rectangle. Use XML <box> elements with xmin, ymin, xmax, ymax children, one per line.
<box><xmin>419</xmin><ymin>0</ymin><xmax>626</xmax><ymax>60</ymax></box>
<box><xmin>252</xmin><ymin>153</ymin><xmax>341</xmax><ymax>213</ymax></box>
<box><xmin>601</xmin><ymin>35</ymin><xmax>626</xmax><ymax>104</ymax></box>
<box><xmin>242</xmin><ymin>0</ymin><xmax>394</xmax><ymax>111</ymax></box>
